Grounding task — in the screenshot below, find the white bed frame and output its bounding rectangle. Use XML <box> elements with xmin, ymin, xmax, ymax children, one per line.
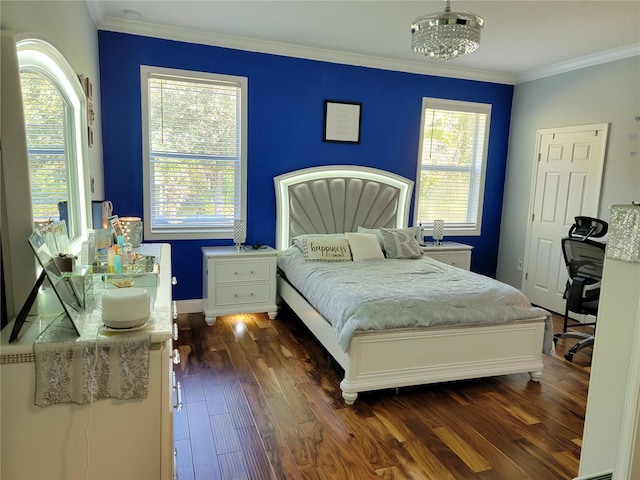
<box><xmin>274</xmin><ymin>166</ymin><xmax>546</xmax><ymax>405</ymax></box>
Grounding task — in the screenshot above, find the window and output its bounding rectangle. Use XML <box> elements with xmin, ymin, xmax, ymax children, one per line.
<box><xmin>414</xmin><ymin>98</ymin><xmax>490</xmax><ymax>236</ymax></box>
<box><xmin>141</xmin><ymin>66</ymin><xmax>247</xmax><ymax>240</ymax></box>
<box><xmin>20</xmin><ymin>72</ymin><xmax>69</xmax><ymax>226</ymax></box>
<box><xmin>17</xmin><ymin>38</ymin><xmax>90</xmax><ymax>243</ymax></box>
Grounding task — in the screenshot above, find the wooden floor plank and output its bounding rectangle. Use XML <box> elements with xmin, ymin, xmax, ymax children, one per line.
<box><xmin>174</xmin><ymin>311</ymin><xmax>590</xmax><ymax>479</ymax></box>
<box><xmin>186</xmin><ymin>400</ymin><xmax>221</xmax><ymax>474</ymax></box>
<box><xmin>236</xmin><ymin>425</ymin><xmax>278</xmax><ymax>480</ymax></box>
<box><xmin>433</xmin><ymin>425</ymin><xmax>492</xmax><ymax>473</ymax></box>
<box><xmin>218</xmin><ymin>450</ymin><xmax>250</xmax><ymax>480</ymax></box>
<box><xmin>210</xmin><ymin>412</ymin><xmax>242</xmax><ymax>454</ymax></box>
<box><xmin>264</xmin><ymin>392</ymin><xmax>314</xmax><ymax>469</ymax></box>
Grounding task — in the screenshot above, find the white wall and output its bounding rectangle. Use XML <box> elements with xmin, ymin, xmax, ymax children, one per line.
<box><xmin>497</xmin><ymin>56</ymin><xmax>640</xmax><ymax>289</ymax></box>
<box><xmin>1</xmin><ymin>0</ymin><xmax>104</xmax><ymax>199</ymax></box>
<box><xmin>0</xmin><ymin>1</ymin><xmax>103</xmax><ymax>318</ymax></box>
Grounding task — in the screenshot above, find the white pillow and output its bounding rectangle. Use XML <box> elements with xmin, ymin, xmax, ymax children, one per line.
<box><xmin>345</xmin><ymin>232</ymin><xmax>385</xmax><ymax>261</ymax></box>
<box><xmin>301</xmin><ymin>237</ymin><xmax>352</xmax><ymax>262</ymax></box>
<box><xmin>357</xmin><ymin>226</ymin><xmax>385</xmax><ymax>250</ymax></box>
<box><xmin>380</xmin><ymin>228</ymin><xmax>423</xmax><ymax>259</ymax></box>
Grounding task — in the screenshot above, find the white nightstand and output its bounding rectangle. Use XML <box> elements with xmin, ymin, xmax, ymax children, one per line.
<box><xmin>201</xmin><ymin>246</ymin><xmax>278</xmax><ymax>325</ymax></box>
<box><xmin>421</xmin><ymin>241</ymin><xmax>473</xmax><ymax>270</ymax></box>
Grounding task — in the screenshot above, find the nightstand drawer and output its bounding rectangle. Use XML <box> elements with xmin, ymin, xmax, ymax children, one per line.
<box><xmin>420</xmin><ymin>242</ymin><xmax>473</xmax><ymax>271</ymax></box>
<box><xmin>216</xmin><ymin>283</ymin><xmax>271</xmax><ymax>306</ymax></box>
<box><xmin>216</xmin><ymin>260</ymin><xmax>271</xmax><ymax>283</ymax></box>
<box><xmin>427</xmin><ymin>252</ymin><xmax>470</xmax><ymax>269</ymax></box>
<box><xmin>202</xmin><ymin>246</ymin><xmax>278</xmax><ymax>325</ymax></box>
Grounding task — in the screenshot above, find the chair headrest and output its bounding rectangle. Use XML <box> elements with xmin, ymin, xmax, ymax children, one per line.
<box><xmin>569</xmin><ymin>216</ymin><xmax>608</xmax><ymax>240</ymax></box>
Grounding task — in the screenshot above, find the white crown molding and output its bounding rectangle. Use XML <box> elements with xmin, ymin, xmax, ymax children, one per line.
<box><xmin>94</xmin><ymin>14</ymin><xmax>640</xmax><ymax>87</ymax></box>
<box><xmin>96</xmin><ymin>16</ymin><xmax>516</xmax><ymax>85</ymax></box>
<box><xmin>85</xmin><ymin>0</ymin><xmax>106</xmax><ymax>29</ymax></box>
<box><xmin>516</xmin><ymin>43</ymin><xmax>640</xmax><ymax>84</ymax></box>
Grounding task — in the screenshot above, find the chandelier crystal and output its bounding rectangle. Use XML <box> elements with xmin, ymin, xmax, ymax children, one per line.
<box><xmin>411</xmin><ymin>0</ymin><xmax>484</xmax><ymax>62</ymax></box>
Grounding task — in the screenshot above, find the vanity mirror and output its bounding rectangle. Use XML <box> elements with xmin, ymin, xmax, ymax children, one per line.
<box><xmin>9</xmin><ymin>223</ymin><xmax>85</xmax><ymax>342</ymax></box>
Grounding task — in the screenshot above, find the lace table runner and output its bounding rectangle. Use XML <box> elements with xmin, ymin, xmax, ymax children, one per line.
<box><xmin>34</xmin><ymin>313</ymin><xmax>152</xmax><ymax>406</ymax></box>
<box><xmin>33</xmin><ymin>243</ymin><xmax>165</xmax><ymax>407</ymax></box>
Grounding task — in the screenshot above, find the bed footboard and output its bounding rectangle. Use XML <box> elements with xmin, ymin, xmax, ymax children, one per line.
<box><xmin>279</xmin><ymin>274</ymin><xmax>545</xmax><ymax>405</ymax></box>
<box><xmin>339</xmin><ymin>321</ymin><xmax>545</xmax><ymax>404</ymax></box>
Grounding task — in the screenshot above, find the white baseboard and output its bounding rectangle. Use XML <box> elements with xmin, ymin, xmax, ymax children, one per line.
<box><xmin>174</xmin><ymin>299</ymin><xmax>202</xmax><ymax>314</ymax></box>
<box><xmin>573</xmin><ymin>471</ymin><xmax>612</xmax><ymax>480</ymax></box>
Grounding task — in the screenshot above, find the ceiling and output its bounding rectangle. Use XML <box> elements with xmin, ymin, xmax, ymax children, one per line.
<box><xmin>88</xmin><ymin>0</ymin><xmax>640</xmax><ymax>84</ymax></box>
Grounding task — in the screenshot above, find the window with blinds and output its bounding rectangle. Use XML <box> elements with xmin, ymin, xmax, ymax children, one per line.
<box><xmin>17</xmin><ymin>38</ymin><xmax>90</xmax><ymax>250</ymax></box>
<box><xmin>20</xmin><ymin>70</ymin><xmax>71</xmax><ymax>227</ymax></box>
<box><xmin>414</xmin><ymin>98</ymin><xmax>491</xmax><ymax>235</ymax></box>
<box><xmin>141</xmin><ymin>66</ymin><xmax>247</xmax><ymax>240</ymax></box>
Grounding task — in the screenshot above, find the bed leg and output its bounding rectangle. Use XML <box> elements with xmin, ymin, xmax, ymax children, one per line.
<box><xmin>204</xmin><ymin>315</ymin><xmax>216</xmax><ymax>326</ymax></box>
<box><xmin>342</xmin><ymin>391</ymin><xmax>358</xmax><ymax>405</ymax></box>
<box><xmin>529</xmin><ymin>370</ymin><xmax>543</xmax><ymax>382</ymax></box>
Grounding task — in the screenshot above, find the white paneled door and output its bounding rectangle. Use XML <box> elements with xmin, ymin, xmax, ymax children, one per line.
<box><xmin>522</xmin><ymin>123</ymin><xmax>608</xmax><ymax>314</ymax></box>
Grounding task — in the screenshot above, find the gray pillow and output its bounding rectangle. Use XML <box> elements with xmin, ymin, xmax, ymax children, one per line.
<box><xmin>380</xmin><ymin>228</ymin><xmax>423</xmax><ymax>259</ymax></box>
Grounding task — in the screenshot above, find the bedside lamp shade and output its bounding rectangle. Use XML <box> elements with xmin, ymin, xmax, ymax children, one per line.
<box><xmin>433</xmin><ymin>219</ymin><xmax>444</xmax><ymax>245</ymax></box>
<box><xmin>233</xmin><ymin>219</ymin><xmax>246</xmax><ymax>250</ymax></box>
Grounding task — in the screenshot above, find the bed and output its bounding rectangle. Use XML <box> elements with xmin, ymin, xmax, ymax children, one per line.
<box><xmin>274</xmin><ymin>165</ymin><xmax>551</xmax><ymax>405</ymax></box>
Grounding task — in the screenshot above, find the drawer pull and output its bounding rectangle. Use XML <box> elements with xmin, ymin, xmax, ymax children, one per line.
<box><xmin>234</xmin><ymin>292</ymin><xmax>255</xmax><ymax>298</ymax></box>
<box><xmin>172</xmin><ymin>322</ymin><xmax>179</xmax><ymax>341</ymax></box>
<box><xmin>171</xmin><ymin>348</ymin><xmax>181</xmax><ymax>365</ymax></box>
<box><xmin>172</xmin><ymin>300</ymin><xmax>178</xmax><ymax>320</ymax></box>
<box><xmin>173</xmin><ymin>380</ymin><xmax>183</xmax><ymax>411</ymax></box>
<box><xmin>171</xmin><ymin>276</ymin><xmax>178</xmax><ymax>286</ymax></box>
<box><xmin>173</xmin><ymin>448</ymin><xmax>178</xmax><ymax>480</ymax></box>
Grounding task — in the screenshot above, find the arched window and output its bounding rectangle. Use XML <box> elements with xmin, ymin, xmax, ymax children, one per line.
<box><xmin>17</xmin><ymin>38</ymin><xmax>90</xmax><ymax>243</ymax></box>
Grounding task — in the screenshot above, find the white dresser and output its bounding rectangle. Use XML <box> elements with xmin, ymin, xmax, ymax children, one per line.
<box><xmin>578</xmin><ymin>204</ymin><xmax>640</xmax><ymax>479</ymax></box>
<box><xmin>421</xmin><ymin>241</ymin><xmax>473</xmax><ymax>270</ymax></box>
<box><xmin>0</xmin><ymin>244</ymin><xmax>178</xmax><ymax>480</ymax></box>
<box><xmin>202</xmin><ymin>246</ymin><xmax>278</xmax><ymax>325</ymax></box>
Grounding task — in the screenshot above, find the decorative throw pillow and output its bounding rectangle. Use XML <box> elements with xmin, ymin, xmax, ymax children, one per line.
<box><xmin>301</xmin><ymin>237</ymin><xmax>352</xmax><ymax>262</ymax></box>
<box><xmin>345</xmin><ymin>232</ymin><xmax>385</xmax><ymax>261</ymax></box>
<box><xmin>292</xmin><ymin>233</ymin><xmax>347</xmax><ymax>251</ymax></box>
<box><xmin>380</xmin><ymin>228</ymin><xmax>423</xmax><ymax>259</ymax></box>
<box><xmin>357</xmin><ymin>226</ymin><xmax>385</xmax><ymax>250</ymax></box>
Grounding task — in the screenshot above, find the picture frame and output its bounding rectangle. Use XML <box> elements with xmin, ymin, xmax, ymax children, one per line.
<box><xmin>323</xmin><ymin>100</ymin><xmax>362</xmax><ymax>144</ymax></box>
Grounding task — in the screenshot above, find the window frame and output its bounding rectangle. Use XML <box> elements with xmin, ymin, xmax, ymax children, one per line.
<box><xmin>413</xmin><ymin>97</ymin><xmax>491</xmax><ymax>237</ymax></box>
<box><xmin>140</xmin><ymin>65</ymin><xmax>248</xmax><ymax>241</ymax></box>
<box><xmin>17</xmin><ymin>37</ymin><xmax>91</xmax><ymax>249</ymax></box>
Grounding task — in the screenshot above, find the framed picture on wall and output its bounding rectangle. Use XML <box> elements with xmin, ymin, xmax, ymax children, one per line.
<box><xmin>323</xmin><ymin>100</ymin><xmax>362</xmax><ymax>144</ymax></box>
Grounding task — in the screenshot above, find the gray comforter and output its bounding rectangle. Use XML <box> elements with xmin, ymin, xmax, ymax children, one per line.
<box><xmin>277</xmin><ymin>246</ymin><xmax>552</xmax><ymax>352</ymax></box>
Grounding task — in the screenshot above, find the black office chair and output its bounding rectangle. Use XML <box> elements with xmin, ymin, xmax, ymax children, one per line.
<box><xmin>554</xmin><ymin>216</ymin><xmax>607</xmax><ymax>361</ymax></box>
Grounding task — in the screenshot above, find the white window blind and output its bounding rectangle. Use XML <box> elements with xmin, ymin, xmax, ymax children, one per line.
<box><xmin>17</xmin><ymin>38</ymin><xmax>90</xmax><ymax>249</ymax></box>
<box><xmin>20</xmin><ymin>70</ymin><xmax>70</xmax><ymax>225</ymax></box>
<box><xmin>142</xmin><ymin>66</ymin><xmax>247</xmax><ymax>240</ymax></box>
<box><xmin>414</xmin><ymin>98</ymin><xmax>490</xmax><ymax>235</ymax></box>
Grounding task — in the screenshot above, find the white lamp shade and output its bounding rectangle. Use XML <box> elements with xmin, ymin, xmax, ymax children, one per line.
<box><xmin>433</xmin><ymin>219</ymin><xmax>445</xmax><ymax>241</ymax></box>
<box><xmin>233</xmin><ymin>220</ymin><xmax>246</xmax><ymax>245</ymax></box>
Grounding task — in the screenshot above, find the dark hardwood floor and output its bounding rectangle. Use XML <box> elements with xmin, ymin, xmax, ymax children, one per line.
<box><xmin>173</xmin><ymin>308</ymin><xmax>592</xmax><ymax>480</ymax></box>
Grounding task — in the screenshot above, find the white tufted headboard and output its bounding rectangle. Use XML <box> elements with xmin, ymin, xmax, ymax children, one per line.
<box><xmin>274</xmin><ymin>166</ymin><xmax>414</xmax><ymax>250</ymax></box>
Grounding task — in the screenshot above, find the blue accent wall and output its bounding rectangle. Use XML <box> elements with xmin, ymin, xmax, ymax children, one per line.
<box><xmin>98</xmin><ymin>31</ymin><xmax>514</xmax><ymax>301</ymax></box>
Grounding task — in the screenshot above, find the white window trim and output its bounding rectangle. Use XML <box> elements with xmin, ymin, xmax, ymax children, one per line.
<box><xmin>17</xmin><ymin>37</ymin><xmax>91</xmax><ymax>251</ymax></box>
<box><xmin>140</xmin><ymin>65</ymin><xmax>248</xmax><ymax>240</ymax></box>
<box><xmin>413</xmin><ymin>97</ymin><xmax>491</xmax><ymax>237</ymax></box>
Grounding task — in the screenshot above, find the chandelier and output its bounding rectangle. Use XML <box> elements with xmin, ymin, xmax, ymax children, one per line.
<box><xmin>411</xmin><ymin>0</ymin><xmax>484</xmax><ymax>62</ymax></box>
